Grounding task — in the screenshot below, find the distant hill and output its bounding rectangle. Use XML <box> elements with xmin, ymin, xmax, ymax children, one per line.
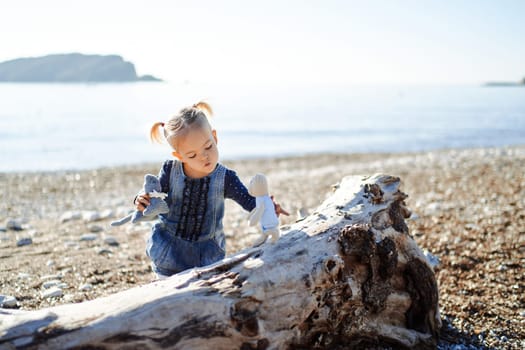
<box><xmin>484</xmin><ymin>77</ymin><xmax>525</xmax><ymax>87</ymax></box>
<box><xmin>0</xmin><ymin>53</ymin><xmax>162</xmax><ymax>82</ymax></box>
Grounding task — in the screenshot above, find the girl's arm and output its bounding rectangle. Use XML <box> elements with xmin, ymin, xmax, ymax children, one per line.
<box><xmin>157</xmin><ymin>160</ymin><xmax>173</xmax><ymax>194</ymax></box>
<box><xmin>224</xmin><ymin>169</ymin><xmax>256</xmax><ymax>212</ymax></box>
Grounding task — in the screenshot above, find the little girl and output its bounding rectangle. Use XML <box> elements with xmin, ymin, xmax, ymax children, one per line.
<box><xmin>135</xmin><ymin>102</ymin><xmax>287</xmax><ymax>278</ymax></box>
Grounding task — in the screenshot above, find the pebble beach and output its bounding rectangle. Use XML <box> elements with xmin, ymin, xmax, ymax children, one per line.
<box><xmin>1</xmin><ymin>146</ymin><xmax>524</xmax><ymax>349</ymax></box>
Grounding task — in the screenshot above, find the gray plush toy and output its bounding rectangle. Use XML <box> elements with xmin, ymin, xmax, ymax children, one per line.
<box><xmin>111</xmin><ymin>174</ymin><xmax>169</xmax><ymax>226</ymax></box>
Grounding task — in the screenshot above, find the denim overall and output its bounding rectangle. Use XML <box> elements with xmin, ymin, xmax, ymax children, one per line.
<box><xmin>146</xmin><ymin>161</ymin><xmax>227</xmax><ymax>276</ymax></box>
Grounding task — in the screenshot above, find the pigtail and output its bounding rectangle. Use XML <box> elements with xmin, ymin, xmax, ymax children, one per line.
<box><xmin>151</xmin><ymin>102</ymin><xmax>213</xmax><ymax>148</ymax></box>
<box><xmin>150</xmin><ymin>122</ymin><xmax>166</xmax><ymax>144</ymax></box>
<box><xmin>193</xmin><ymin>101</ymin><xmax>213</xmax><ymax>118</ymax></box>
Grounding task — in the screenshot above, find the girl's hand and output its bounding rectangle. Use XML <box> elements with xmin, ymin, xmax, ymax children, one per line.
<box><xmin>134</xmin><ymin>193</ymin><xmax>151</xmax><ymax>212</ymax></box>
<box><xmin>271</xmin><ymin>196</ymin><xmax>290</xmax><ymax>217</ymax></box>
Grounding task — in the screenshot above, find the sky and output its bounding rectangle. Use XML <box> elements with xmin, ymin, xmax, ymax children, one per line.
<box><xmin>1</xmin><ymin>0</ymin><xmax>524</xmax><ymax>85</ymax></box>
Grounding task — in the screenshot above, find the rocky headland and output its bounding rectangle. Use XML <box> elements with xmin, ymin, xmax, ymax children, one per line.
<box><xmin>0</xmin><ymin>53</ymin><xmax>161</xmax><ymax>83</ymax></box>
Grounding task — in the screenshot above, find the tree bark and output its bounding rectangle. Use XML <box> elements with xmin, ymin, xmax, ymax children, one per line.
<box><xmin>0</xmin><ymin>174</ymin><xmax>440</xmax><ymax>350</ymax></box>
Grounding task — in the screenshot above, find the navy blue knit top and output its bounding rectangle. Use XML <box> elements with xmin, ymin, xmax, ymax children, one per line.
<box><xmin>158</xmin><ymin>160</ymin><xmax>255</xmax><ymax>214</ymax></box>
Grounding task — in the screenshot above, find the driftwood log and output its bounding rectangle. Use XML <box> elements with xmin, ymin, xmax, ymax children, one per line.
<box><xmin>0</xmin><ymin>174</ymin><xmax>440</xmax><ymax>349</ymax></box>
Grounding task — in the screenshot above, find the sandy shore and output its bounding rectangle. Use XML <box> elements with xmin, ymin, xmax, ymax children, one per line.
<box><xmin>1</xmin><ymin>146</ymin><xmax>524</xmax><ymax>348</ymax></box>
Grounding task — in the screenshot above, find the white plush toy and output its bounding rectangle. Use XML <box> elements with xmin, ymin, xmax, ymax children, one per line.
<box><xmin>248</xmin><ymin>173</ymin><xmax>280</xmax><ymax>246</ymax></box>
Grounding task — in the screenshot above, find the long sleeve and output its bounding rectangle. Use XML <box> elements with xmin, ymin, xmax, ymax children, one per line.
<box><xmin>224</xmin><ymin>169</ymin><xmax>256</xmax><ymax>212</ymax></box>
<box><xmin>157</xmin><ymin>160</ymin><xmax>173</xmax><ymax>194</ymax></box>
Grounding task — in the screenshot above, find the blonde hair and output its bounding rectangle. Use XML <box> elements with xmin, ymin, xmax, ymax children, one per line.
<box><xmin>150</xmin><ymin>101</ymin><xmax>213</xmax><ymax>148</ymax></box>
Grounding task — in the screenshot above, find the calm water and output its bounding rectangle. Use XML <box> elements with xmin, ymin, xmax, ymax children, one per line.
<box><xmin>0</xmin><ymin>82</ymin><xmax>524</xmax><ymax>172</ymax></box>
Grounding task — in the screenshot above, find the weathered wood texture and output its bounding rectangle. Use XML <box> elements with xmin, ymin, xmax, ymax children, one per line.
<box><xmin>0</xmin><ymin>174</ymin><xmax>440</xmax><ymax>349</ymax></box>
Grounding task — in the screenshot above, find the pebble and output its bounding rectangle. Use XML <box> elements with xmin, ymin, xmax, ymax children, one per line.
<box><xmin>42</xmin><ymin>280</ymin><xmax>61</xmax><ymax>289</ymax></box>
<box><xmin>425</xmin><ymin>202</ymin><xmax>442</xmax><ymax>214</ymax></box>
<box><xmin>88</xmin><ymin>224</ymin><xmax>104</xmax><ymax>233</ymax></box>
<box><xmin>46</xmin><ymin>259</ymin><xmax>55</xmax><ymax>267</ymax></box>
<box><xmin>80</xmin><ymin>233</ymin><xmax>98</xmax><ymax>241</ymax></box>
<box><xmin>6</xmin><ymin>219</ymin><xmax>24</xmax><ymax>231</ymax></box>
<box><xmin>408</xmin><ymin>212</ymin><xmax>420</xmax><ymax>221</ymax></box>
<box><xmin>0</xmin><ymin>295</ymin><xmax>18</xmax><ymax>308</ymax></box>
<box><xmin>17</xmin><ymin>273</ymin><xmax>31</xmax><ymax>280</ymax></box>
<box><xmin>446</xmin><ymin>345</ymin><xmax>470</xmax><ymax>350</ymax></box>
<box><xmin>60</xmin><ymin>267</ymin><xmax>73</xmax><ymax>275</ymax></box>
<box><xmin>82</xmin><ymin>211</ymin><xmax>101</xmax><ymax>222</ymax></box>
<box><xmin>97</xmin><ymin>247</ymin><xmax>112</xmax><ymax>255</ymax></box>
<box><xmin>16</xmin><ymin>237</ymin><xmax>33</xmax><ymax>247</ymax></box>
<box><xmin>41</xmin><ymin>287</ymin><xmax>63</xmax><ymax>299</ymax></box>
<box><xmin>104</xmin><ymin>236</ymin><xmax>119</xmax><ymax>246</ymax></box>
<box><xmin>464</xmin><ymin>223</ymin><xmax>481</xmax><ymax>231</ymax></box>
<box><xmin>423</xmin><ymin>250</ymin><xmax>440</xmax><ymax>270</ymax></box>
<box><xmin>29</xmin><ymin>230</ymin><xmax>42</xmax><ymax>238</ymax></box>
<box><xmin>41</xmin><ymin>274</ymin><xmax>63</xmax><ymax>281</ymax></box>
<box><xmin>79</xmin><ymin>283</ymin><xmax>93</xmax><ymax>291</ymax></box>
<box><xmin>60</xmin><ymin>211</ymin><xmax>82</xmax><ymax>223</ymax></box>
<box><xmin>99</xmin><ymin>209</ymin><xmax>115</xmax><ymax>220</ymax></box>
<box><xmin>63</xmin><ymin>294</ymin><xmax>75</xmax><ymax>302</ymax></box>
<box><xmin>64</xmin><ymin>240</ymin><xmax>79</xmax><ymax>248</ymax></box>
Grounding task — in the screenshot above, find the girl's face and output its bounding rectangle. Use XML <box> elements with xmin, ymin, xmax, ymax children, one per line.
<box><xmin>171</xmin><ymin>126</ymin><xmax>219</xmax><ymax>178</ymax></box>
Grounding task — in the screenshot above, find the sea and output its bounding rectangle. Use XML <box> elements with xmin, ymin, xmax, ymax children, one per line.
<box><xmin>0</xmin><ymin>82</ymin><xmax>524</xmax><ymax>172</ymax></box>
